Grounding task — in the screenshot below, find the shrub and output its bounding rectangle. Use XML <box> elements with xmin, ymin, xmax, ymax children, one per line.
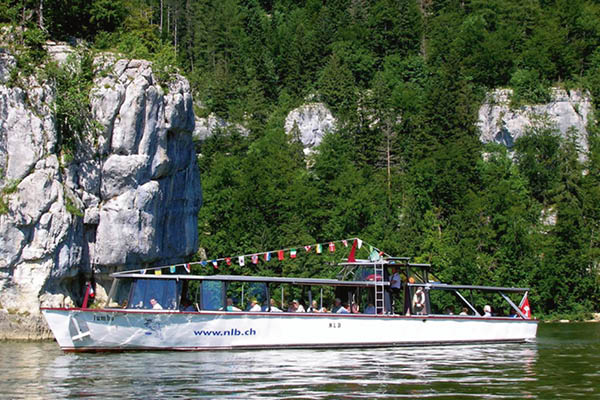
<box><xmin>509</xmin><ymin>69</ymin><xmax>552</xmax><ymax>107</ymax></box>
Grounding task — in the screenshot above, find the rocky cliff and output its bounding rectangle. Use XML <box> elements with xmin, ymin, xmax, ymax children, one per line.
<box><xmin>478</xmin><ymin>88</ymin><xmax>591</xmax><ymax>154</ymax></box>
<box><xmin>284</xmin><ymin>102</ymin><xmax>336</xmax><ymax>154</ymax></box>
<box><xmin>0</xmin><ymin>48</ymin><xmax>201</xmax><ymax>339</ymax></box>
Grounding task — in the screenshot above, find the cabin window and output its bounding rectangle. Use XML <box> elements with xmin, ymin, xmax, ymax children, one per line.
<box><xmin>107</xmin><ymin>278</ymin><xmax>133</xmax><ymax>308</ymax></box>
<box><xmin>353</xmin><ymin>266</ymin><xmax>384</xmax><ymax>282</ymax></box>
<box><xmin>245</xmin><ymin>282</ymin><xmax>267</xmax><ymax>311</ymax></box>
<box><xmin>201</xmin><ymin>280</ymin><xmax>225</xmax><ymax>311</ymax></box>
<box><xmin>129</xmin><ymin>278</ymin><xmax>180</xmax><ymax>310</ymax></box>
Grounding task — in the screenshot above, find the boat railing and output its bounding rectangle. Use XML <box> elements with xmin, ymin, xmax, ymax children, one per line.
<box><xmin>407</xmin><ymin>282</ymin><xmax>531</xmax><ymax>319</ymax></box>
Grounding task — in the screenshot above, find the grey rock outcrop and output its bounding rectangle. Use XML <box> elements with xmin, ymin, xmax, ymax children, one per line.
<box><xmin>0</xmin><ymin>48</ymin><xmax>201</xmax><ymax>334</ymax></box>
<box><xmin>478</xmin><ymin>88</ymin><xmax>591</xmax><ymax>153</ymax></box>
<box><xmin>192</xmin><ymin>112</ymin><xmax>249</xmax><ymax>144</ymax></box>
<box><xmin>284</xmin><ymin>103</ymin><xmax>336</xmax><ymax>154</ymax></box>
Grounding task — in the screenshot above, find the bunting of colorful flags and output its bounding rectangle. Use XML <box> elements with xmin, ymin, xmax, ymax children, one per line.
<box><xmin>135</xmin><ymin>238</ymin><xmax>386</xmax><ymax>275</ymax></box>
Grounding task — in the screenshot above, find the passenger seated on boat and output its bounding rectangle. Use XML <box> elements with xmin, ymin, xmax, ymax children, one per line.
<box><xmin>351</xmin><ymin>302</ymin><xmax>359</xmax><ymax>313</ymax></box>
<box><xmin>226</xmin><ymin>298</ymin><xmax>241</xmax><ymax>311</ymax></box>
<box><xmin>269</xmin><ymin>298</ymin><xmax>282</xmax><ymax>312</ymax></box>
<box><xmin>307</xmin><ymin>300</ymin><xmax>324</xmax><ymax>313</ymax></box>
<box><xmin>483</xmin><ymin>305</ymin><xmax>492</xmax><ymax>317</ymax></box>
<box><xmin>459</xmin><ymin>307</ymin><xmax>469</xmax><ymax>315</ymax></box>
<box><xmin>150</xmin><ymin>298</ymin><xmax>163</xmax><ymax>310</ymax></box>
<box><xmin>332</xmin><ymin>298</ymin><xmax>349</xmax><ymax>314</ymax></box>
<box><xmin>179</xmin><ymin>298</ymin><xmax>196</xmax><ymax>312</ymax></box>
<box><xmin>248</xmin><ymin>298</ymin><xmax>262</xmax><ymax>312</ymax></box>
<box><xmin>365</xmin><ymin>303</ymin><xmax>376</xmax><ymax>314</ymax></box>
<box><xmin>332</xmin><ymin>298</ymin><xmax>344</xmax><ymax>313</ymax></box>
<box><xmin>288</xmin><ymin>299</ymin><xmax>305</xmax><ymax>312</ymax></box>
<box><xmin>412</xmin><ymin>287</ymin><xmax>425</xmax><ymax>315</ymax></box>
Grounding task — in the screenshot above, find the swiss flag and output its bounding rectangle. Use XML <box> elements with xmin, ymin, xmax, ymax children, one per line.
<box><xmin>519</xmin><ymin>294</ymin><xmax>531</xmax><ymax>319</ymax></box>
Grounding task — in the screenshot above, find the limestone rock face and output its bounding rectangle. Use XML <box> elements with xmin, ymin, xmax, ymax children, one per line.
<box><xmin>0</xmin><ymin>48</ymin><xmax>202</xmax><ymax>329</ymax></box>
<box><xmin>478</xmin><ymin>88</ymin><xmax>591</xmax><ymax>152</ymax></box>
<box><xmin>192</xmin><ymin>112</ymin><xmax>249</xmax><ymax>144</ymax></box>
<box><xmin>284</xmin><ymin>103</ymin><xmax>336</xmax><ymax>154</ymax></box>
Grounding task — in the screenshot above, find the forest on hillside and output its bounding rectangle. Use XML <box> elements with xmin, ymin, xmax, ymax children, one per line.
<box><xmin>2</xmin><ymin>0</ymin><xmax>600</xmax><ymax>317</ymax></box>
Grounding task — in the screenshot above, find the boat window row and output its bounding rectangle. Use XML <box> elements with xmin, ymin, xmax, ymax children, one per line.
<box><xmin>106</xmin><ymin>271</ymin><xmax>527</xmax><ymax>318</ymax></box>
<box><xmin>108</xmin><ymin>278</ymin><xmax>388</xmax><ymax>314</ymax></box>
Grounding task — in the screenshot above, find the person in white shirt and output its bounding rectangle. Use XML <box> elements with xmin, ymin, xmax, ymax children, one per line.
<box><xmin>248</xmin><ymin>298</ymin><xmax>262</xmax><ymax>312</ymax></box>
<box><xmin>288</xmin><ymin>299</ymin><xmax>305</xmax><ymax>312</ymax></box>
<box><xmin>483</xmin><ymin>305</ymin><xmax>492</xmax><ymax>317</ymax></box>
<box><xmin>150</xmin><ymin>298</ymin><xmax>163</xmax><ymax>310</ymax></box>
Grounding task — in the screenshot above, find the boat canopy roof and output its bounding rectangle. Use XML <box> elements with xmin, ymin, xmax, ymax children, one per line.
<box><xmin>110</xmin><ymin>272</ymin><xmax>390</xmax><ymax>288</ymax></box>
<box><xmin>408</xmin><ymin>283</ymin><xmax>530</xmax><ymax>293</ymax></box>
<box><xmin>110</xmin><ymin>272</ymin><xmax>530</xmax><ymax>293</ymax></box>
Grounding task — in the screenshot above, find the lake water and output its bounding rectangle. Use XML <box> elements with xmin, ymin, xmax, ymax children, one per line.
<box><xmin>1</xmin><ymin>323</ymin><xmax>599</xmax><ymax>399</ymax></box>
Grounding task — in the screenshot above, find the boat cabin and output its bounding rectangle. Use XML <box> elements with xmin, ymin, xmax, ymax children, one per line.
<box><xmin>105</xmin><ymin>259</ymin><xmax>531</xmax><ymax>318</ymax></box>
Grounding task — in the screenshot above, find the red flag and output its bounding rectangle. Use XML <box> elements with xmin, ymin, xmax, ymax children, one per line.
<box><xmin>304</xmin><ymin>245</ymin><xmax>311</xmax><ymax>252</ymax></box>
<box><xmin>225</xmin><ymin>258</ymin><xmax>231</xmax><ymax>266</ymax></box>
<box><xmin>278</xmin><ymin>250</ymin><xmax>284</xmax><ymax>260</ymax></box>
<box><xmin>184</xmin><ymin>263</ymin><xmax>191</xmax><ymax>273</ymax></box>
<box><xmin>252</xmin><ymin>254</ymin><xmax>259</xmax><ymax>264</ymax></box>
<box><xmin>329</xmin><ymin>242</ymin><xmax>335</xmax><ymax>252</ymax></box>
<box><xmin>348</xmin><ymin>239</ymin><xmax>358</xmax><ymax>262</ymax></box>
<box><xmin>519</xmin><ymin>294</ymin><xmax>531</xmax><ymax>319</ymax></box>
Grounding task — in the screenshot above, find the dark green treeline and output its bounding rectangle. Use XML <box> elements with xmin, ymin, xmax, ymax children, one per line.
<box><xmin>3</xmin><ymin>0</ymin><xmax>600</xmax><ymax>316</ymax></box>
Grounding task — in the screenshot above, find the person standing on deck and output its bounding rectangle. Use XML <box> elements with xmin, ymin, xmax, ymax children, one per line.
<box><xmin>390</xmin><ymin>267</ymin><xmax>402</xmax><ymax>313</ymax></box>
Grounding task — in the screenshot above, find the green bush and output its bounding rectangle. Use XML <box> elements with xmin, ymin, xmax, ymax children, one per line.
<box><xmin>43</xmin><ymin>50</ymin><xmax>98</xmax><ymax>160</ymax></box>
<box><xmin>509</xmin><ymin>69</ymin><xmax>552</xmax><ymax>107</ymax></box>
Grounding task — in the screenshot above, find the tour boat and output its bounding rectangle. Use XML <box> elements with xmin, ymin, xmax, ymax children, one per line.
<box><xmin>41</xmin><ymin>257</ymin><xmax>538</xmax><ymax>352</ymax></box>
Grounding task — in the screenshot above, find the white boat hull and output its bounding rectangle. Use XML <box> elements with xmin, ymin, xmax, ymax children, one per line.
<box><xmin>42</xmin><ymin>308</ymin><xmax>538</xmax><ymax>351</ymax></box>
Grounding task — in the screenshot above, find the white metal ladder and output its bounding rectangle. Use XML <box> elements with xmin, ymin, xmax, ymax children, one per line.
<box><xmin>374</xmin><ymin>263</ymin><xmax>385</xmax><ymax>314</ymax></box>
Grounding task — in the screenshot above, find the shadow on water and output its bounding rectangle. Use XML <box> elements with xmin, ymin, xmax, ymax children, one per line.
<box><xmin>0</xmin><ymin>323</ymin><xmax>598</xmax><ymax>399</ymax></box>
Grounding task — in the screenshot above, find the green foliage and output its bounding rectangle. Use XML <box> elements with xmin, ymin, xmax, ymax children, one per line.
<box><xmin>0</xmin><ymin>179</ymin><xmax>20</xmax><ymax>215</ymax></box>
<box><xmin>509</xmin><ymin>69</ymin><xmax>551</xmax><ymax>106</ymax></box>
<box><xmin>65</xmin><ymin>195</ymin><xmax>84</xmax><ymax>217</ymax></box>
<box><xmin>3</xmin><ymin>0</ymin><xmax>600</xmax><ymax>316</ymax></box>
<box><xmin>43</xmin><ymin>50</ymin><xmax>97</xmax><ymax>161</ymax></box>
<box><xmin>152</xmin><ymin>42</ymin><xmax>177</xmax><ymax>86</ymax></box>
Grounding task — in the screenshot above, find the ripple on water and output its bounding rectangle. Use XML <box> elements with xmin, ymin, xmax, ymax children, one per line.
<box><xmin>0</xmin><ymin>323</ymin><xmax>599</xmax><ymax>399</ymax></box>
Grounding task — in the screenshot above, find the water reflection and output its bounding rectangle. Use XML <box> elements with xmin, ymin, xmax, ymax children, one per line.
<box><xmin>1</xmin><ymin>323</ymin><xmax>599</xmax><ymax>399</ymax></box>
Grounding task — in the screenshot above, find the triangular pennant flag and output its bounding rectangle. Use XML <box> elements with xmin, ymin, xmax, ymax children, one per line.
<box><xmin>264</xmin><ymin>252</ymin><xmax>271</xmax><ymax>261</ymax></box>
<box><xmin>348</xmin><ymin>239</ymin><xmax>358</xmax><ymax>262</ymax></box>
<box><xmin>369</xmin><ymin>249</ymin><xmax>380</xmax><ymax>261</ymax></box>
<box><xmin>154</xmin><ymin>269</ymin><xmax>162</xmax><ymax>275</ymax></box>
<box><xmin>201</xmin><ymin>261</ymin><xmax>207</xmax><ymax>267</ymax></box>
<box><xmin>316</xmin><ymin>244</ymin><xmax>322</xmax><ymax>254</ymax></box>
<box><xmin>211</xmin><ymin>260</ymin><xmax>218</xmax><ymax>269</ymax></box>
<box><xmin>369</xmin><ymin>245</ymin><xmax>373</xmax><ymax>253</ymax></box>
<box><xmin>252</xmin><ymin>254</ymin><xmax>259</xmax><ymax>264</ymax></box>
<box><xmin>170</xmin><ymin>265</ymin><xmax>176</xmax><ymax>273</ymax></box>
<box><xmin>225</xmin><ymin>257</ymin><xmax>231</xmax><ymax>266</ymax></box>
<box><xmin>184</xmin><ymin>263</ymin><xmax>190</xmax><ymax>273</ymax></box>
<box><xmin>329</xmin><ymin>242</ymin><xmax>335</xmax><ymax>252</ymax></box>
<box><xmin>357</xmin><ymin>239</ymin><xmax>363</xmax><ymax>249</ymax></box>
<box><xmin>238</xmin><ymin>256</ymin><xmax>245</xmax><ymax>266</ymax></box>
<box><xmin>342</xmin><ymin>239</ymin><xmax>348</xmax><ymax>247</ymax></box>
<box><xmin>278</xmin><ymin>250</ymin><xmax>285</xmax><ymax>261</ymax></box>
<box><xmin>304</xmin><ymin>245</ymin><xmax>312</xmax><ymax>252</ymax></box>
<box><xmin>290</xmin><ymin>248</ymin><xmax>297</xmax><ymax>258</ymax></box>
<box><xmin>141</xmin><ymin>269</ymin><xmax>146</xmax><ymax>274</ymax></box>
